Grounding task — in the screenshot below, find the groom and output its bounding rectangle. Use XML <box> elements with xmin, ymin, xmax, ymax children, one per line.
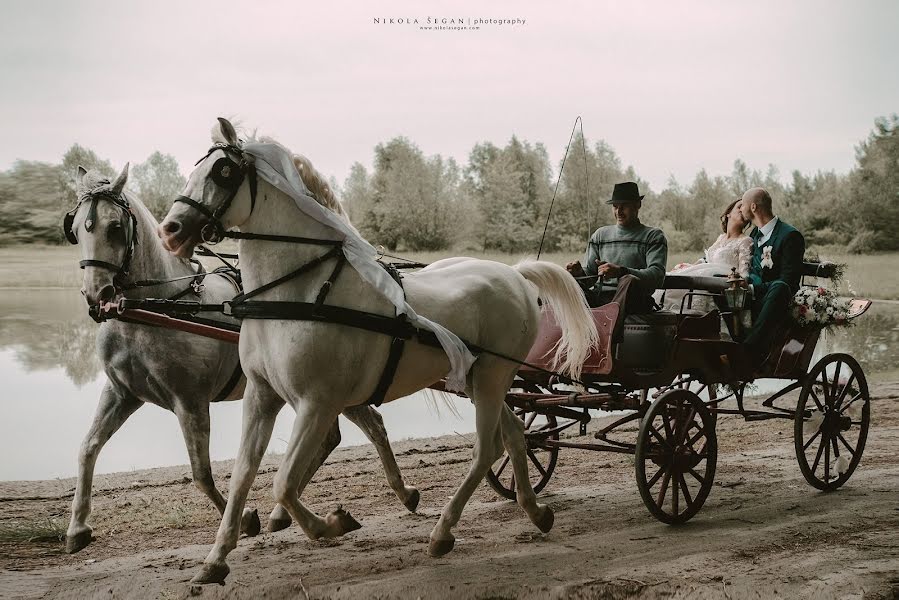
<box><xmin>739</xmin><ymin>187</ymin><xmax>805</xmax><ymax>363</ymax></box>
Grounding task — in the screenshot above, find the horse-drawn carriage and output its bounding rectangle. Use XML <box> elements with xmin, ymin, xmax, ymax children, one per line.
<box><xmin>483</xmin><ymin>262</ymin><xmax>873</xmax><ymax>524</ymax></box>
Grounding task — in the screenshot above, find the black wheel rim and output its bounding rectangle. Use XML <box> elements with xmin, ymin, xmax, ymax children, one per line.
<box><xmin>486</xmin><ymin>407</ymin><xmax>559</xmax><ymax>500</ymax></box>
<box><xmin>795</xmin><ymin>353</ymin><xmax>870</xmax><ymax>491</ymax></box>
<box><xmin>635</xmin><ymin>389</ymin><xmax>717</xmax><ymax>524</ymax></box>
<box><xmin>655</xmin><ymin>375</ymin><xmax>720</xmax><ymax>422</ymax></box>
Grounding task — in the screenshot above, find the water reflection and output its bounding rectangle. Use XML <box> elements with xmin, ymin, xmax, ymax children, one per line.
<box><xmin>1</xmin><ymin>290</ymin><xmax>895</xmax><ymax>481</ymax></box>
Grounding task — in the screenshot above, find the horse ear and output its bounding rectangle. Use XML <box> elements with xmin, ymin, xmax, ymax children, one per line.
<box><xmin>75</xmin><ymin>166</ymin><xmax>87</xmax><ymax>184</ymax></box>
<box><xmin>217</xmin><ymin>117</ymin><xmax>239</xmax><ymax>146</ymax></box>
<box><xmin>111</xmin><ymin>162</ymin><xmax>129</xmax><ymax>195</ymax></box>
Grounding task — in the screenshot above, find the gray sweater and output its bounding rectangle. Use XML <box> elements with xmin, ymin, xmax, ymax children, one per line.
<box><xmin>581</xmin><ymin>222</ymin><xmax>668</xmax><ymax>296</ymax></box>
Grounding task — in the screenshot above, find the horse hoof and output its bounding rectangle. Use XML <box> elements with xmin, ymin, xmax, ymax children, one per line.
<box><xmin>268</xmin><ymin>517</ymin><xmax>292</xmax><ymax>533</ymax></box>
<box><xmin>428</xmin><ymin>537</ymin><xmax>455</xmax><ymax>557</ymax></box>
<box><xmin>65</xmin><ymin>530</ymin><xmax>94</xmax><ymax>554</ymax></box>
<box><xmin>403</xmin><ymin>488</ymin><xmax>421</xmax><ymax>513</ymax></box>
<box><xmin>241</xmin><ymin>509</ymin><xmax>261</xmax><ymax>537</ymax></box>
<box><xmin>190</xmin><ymin>562</ymin><xmax>230</xmax><ymax>585</ymax></box>
<box><xmin>326</xmin><ymin>507</ymin><xmax>362</xmax><ymax>536</ymax></box>
<box><xmin>535</xmin><ymin>506</ymin><xmax>555</xmax><ymax>534</ymax></box>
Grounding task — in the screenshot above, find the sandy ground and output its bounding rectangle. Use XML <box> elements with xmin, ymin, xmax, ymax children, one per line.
<box><xmin>1</xmin><ymin>383</ymin><xmax>897</xmax><ymax>600</ymax></box>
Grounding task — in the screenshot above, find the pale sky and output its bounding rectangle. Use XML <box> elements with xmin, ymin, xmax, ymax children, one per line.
<box><xmin>1</xmin><ymin>0</ymin><xmax>896</xmax><ymax>192</ymax></box>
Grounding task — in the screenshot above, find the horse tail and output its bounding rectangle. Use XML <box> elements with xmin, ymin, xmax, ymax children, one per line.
<box><xmin>514</xmin><ymin>259</ymin><xmax>598</xmax><ymax>381</ymax></box>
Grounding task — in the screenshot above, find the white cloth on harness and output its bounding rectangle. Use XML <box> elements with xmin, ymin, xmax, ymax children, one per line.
<box><xmin>242</xmin><ymin>141</ymin><xmax>476</xmax><ymax>392</ymax></box>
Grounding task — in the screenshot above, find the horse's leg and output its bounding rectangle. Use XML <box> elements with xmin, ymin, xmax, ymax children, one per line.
<box><xmin>271</xmin><ymin>404</ymin><xmax>361</xmax><ymax>541</ymax></box>
<box><xmin>499</xmin><ymin>402</ymin><xmax>554</xmax><ymax>531</ymax></box>
<box><xmin>192</xmin><ymin>379</ymin><xmax>282</xmax><ymax>585</ymax></box>
<box><xmin>66</xmin><ymin>382</ymin><xmax>142</xmax><ymax>553</ymax></box>
<box><xmin>267</xmin><ymin>418</ymin><xmax>342</xmax><ymax>532</ymax></box>
<box><xmin>174</xmin><ymin>404</ymin><xmax>260</xmax><ymax>537</ymax></box>
<box><xmin>428</xmin><ymin>362</ymin><xmax>512</xmax><ymax>557</ymax></box>
<box><xmin>342</xmin><ymin>404</ymin><xmax>420</xmax><ymax>512</ymax></box>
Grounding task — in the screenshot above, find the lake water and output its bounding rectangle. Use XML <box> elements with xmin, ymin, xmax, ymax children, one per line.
<box><xmin>1</xmin><ymin>289</ymin><xmax>896</xmax><ymax>481</ymax></box>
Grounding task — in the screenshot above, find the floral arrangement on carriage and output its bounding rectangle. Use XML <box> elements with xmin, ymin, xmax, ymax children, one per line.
<box><xmin>791</xmin><ymin>286</ymin><xmax>854</xmax><ymax>329</ymax></box>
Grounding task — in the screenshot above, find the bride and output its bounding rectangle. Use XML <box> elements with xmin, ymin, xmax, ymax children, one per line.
<box><xmin>657</xmin><ymin>199</ymin><xmax>752</xmax><ymax>312</ymax></box>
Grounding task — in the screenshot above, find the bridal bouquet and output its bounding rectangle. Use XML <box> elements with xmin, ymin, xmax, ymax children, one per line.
<box><xmin>791</xmin><ymin>286</ymin><xmax>852</xmax><ymax>328</ymax></box>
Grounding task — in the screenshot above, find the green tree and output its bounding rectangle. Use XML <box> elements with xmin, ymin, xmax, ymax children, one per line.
<box><xmin>131</xmin><ymin>152</ymin><xmax>186</xmax><ymax>220</ymax></box>
<box><xmin>848</xmin><ymin>114</ymin><xmax>899</xmax><ymax>252</ymax></box>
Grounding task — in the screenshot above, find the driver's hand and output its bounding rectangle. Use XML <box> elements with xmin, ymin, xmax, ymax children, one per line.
<box><xmin>566</xmin><ymin>261</ymin><xmax>585</xmax><ymax>278</ymax></box>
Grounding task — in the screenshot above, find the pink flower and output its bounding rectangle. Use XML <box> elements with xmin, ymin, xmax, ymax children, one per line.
<box><xmin>818</xmin><ymin>287</ymin><xmax>826</xmax><ymax>296</ymax></box>
<box><xmin>799</xmin><ymin>305</ymin><xmax>808</xmax><ymax>315</ymax></box>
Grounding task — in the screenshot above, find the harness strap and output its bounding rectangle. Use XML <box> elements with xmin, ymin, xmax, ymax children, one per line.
<box><xmin>224</xmin><ymin>231</ymin><xmax>343</xmax><ymax>246</ymax></box>
<box><xmin>230</xmin><ymin>245</ymin><xmax>343</xmax><ymax>305</ymax></box>
<box><xmin>366</xmin><ymin>332</ymin><xmax>406</xmax><ymax>407</ymax></box>
<box><xmin>211</xmin><ymin>361</ymin><xmax>244</xmax><ymax>403</ymax></box>
<box><xmin>80</xmin><ymin>259</ymin><xmax>124</xmax><ymax>272</ymax></box>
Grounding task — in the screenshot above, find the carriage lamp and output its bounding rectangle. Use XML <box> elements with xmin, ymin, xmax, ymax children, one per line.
<box><xmin>722</xmin><ymin>268</ymin><xmax>749</xmax><ymax>340</ymax></box>
<box><xmin>723</xmin><ymin>268</ymin><xmax>748</xmax><ymax>310</ymax></box>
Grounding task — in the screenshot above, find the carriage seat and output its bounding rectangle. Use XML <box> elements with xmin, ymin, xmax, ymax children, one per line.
<box><xmin>616</xmin><ymin>310</ymin><xmax>708</xmax><ymax>369</ymax></box>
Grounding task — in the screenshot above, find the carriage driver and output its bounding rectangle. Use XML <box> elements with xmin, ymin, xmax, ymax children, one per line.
<box><xmin>566</xmin><ymin>182</ymin><xmax>668</xmax><ymax>312</ymax></box>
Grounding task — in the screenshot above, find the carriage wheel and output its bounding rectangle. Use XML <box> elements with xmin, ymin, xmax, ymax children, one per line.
<box><xmin>794</xmin><ymin>353</ymin><xmax>870</xmax><ymax>491</ymax></box>
<box><xmin>486</xmin><ymin>408</ymin><xmax>559</xmax><ymax>500</ymax></box>
<box><xmin>635</xmin><ymin>389</ymin><xmax>717</xmax><ymax>524</ymax></box>
<box><xmin>654</xmin><ymin>375</ymin><xmax>720</xmax><ymax>423</ymax></box>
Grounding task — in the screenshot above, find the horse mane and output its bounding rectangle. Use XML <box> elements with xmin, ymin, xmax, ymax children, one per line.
<box><xmin>212</xmin><ymin>124</ymin><xmax>351</xmax><ymax>225</ymax></box>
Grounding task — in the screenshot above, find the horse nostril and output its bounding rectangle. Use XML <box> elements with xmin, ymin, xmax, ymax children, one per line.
<box><xmin>98</xmin><ymin>285</ymin><xmax>116</xmax><ymax>302</ymax></box>
<box><xmin>80</xmin><ymin>288</ymin><xmax>86</xmax><ymax>296</ymax></box>
<box><xmin>163</xmin><ymin>220</ymin><xmax>182</xmax><ymax>235</ymax></box>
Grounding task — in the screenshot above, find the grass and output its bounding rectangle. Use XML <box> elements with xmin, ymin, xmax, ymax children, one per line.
<box><xmin>0</xmin><ymin>518</ymin><xmax>66</xmax><ymax>543</ymax></box>
<box><xmin>2</xmin><ymin>244</ymin><xmax>897</xmax><ymax>300</ymax></box>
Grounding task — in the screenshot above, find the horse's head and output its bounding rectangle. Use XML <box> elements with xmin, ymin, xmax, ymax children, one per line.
<box><xmin>158</xmin><ymin>117</ymin><xmax>255</xmax><ymax>258</ymax></box>
<box><xmin>64</xmin><ymin>163</ymin><xmax>137</xmax><ymax>307</ymax></box>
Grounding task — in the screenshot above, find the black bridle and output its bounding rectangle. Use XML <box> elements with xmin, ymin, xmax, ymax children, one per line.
<box><xmin>173</xmin><ymin>143</ymin><xmax>258</xmax><ymax>244</ymax></box>
<box><xmin>63</xmin><ymin>184</ymin><xmax>138</xmax><ymax>285</ymax></box>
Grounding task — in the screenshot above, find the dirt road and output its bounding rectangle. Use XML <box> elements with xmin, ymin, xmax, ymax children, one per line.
<box><xmin>2</xmin><ymin>383</ymin><xmax>897</xmax><ymax>599</ymax></box>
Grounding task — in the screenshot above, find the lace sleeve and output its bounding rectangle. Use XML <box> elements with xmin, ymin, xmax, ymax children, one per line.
<box><xmin>737</xmin><ymin>236</ymin><xmax>753</xmax><ymax>278</ymax></box>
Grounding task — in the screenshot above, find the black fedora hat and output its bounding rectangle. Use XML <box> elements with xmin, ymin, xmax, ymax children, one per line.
<box><xmin>606</xmin><ymin>181</ymin><xmax>644</xmax><ymax>205</ymax></box>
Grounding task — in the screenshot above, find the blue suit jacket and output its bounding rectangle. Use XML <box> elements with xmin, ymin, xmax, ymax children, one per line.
<box><xmin>748</xmin><ymin>219</ymin><xmax>805</xmax><ymax>298</ymax></box>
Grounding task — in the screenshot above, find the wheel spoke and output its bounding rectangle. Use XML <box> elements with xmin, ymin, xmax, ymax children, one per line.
<box><xmin>527</xmin><ymin>447</ymin><xmax>547</xmax><ymax>477</ymax></box>
<box><xmin>803</xmin><ymin>429</ymin><xmax>822</xmax><ymax>451</ymax></box>
<box><xmin>810</xmin><ymin>432</ymin><xmax>827</xmax><ymax>473</ymax></box>
<box><xmin>686</xmin><ymin>427</ymin><xmax>706</xmax><ymax>450</ymax></box>
<box><xmin>836</xmin><ymin>432</ymin><xmax>856</xmax><ymax>456</ymax></box>
<box><xmin>524</xmin><ymin>411</ymin><xmax>538</xmax><ymax>429</ymax></box>
<box><xmin>808</xmin><ymin>388</ymin><xmax>825</xmax><ymax>412</ymax></box>
<box><xmin>656</xmin><ymin>468</ymin><xmax>672</xmax><ymax>508</ymax></box>
<box><xmin>662</xmin><ymin>403</ymin><xmax>675</xmax><ymax>440</ymax></box>
<box><xmin>819</xmin><ymin>369</ymin><xmax>831</xmax><ymax>402</ymax></box>
<box><xmin>672</xmin><ymin>468</ymin><xmax>680</xmax><ymax>515</ymax></box>
<box><xmin>824</xmin><ymin>435</ymin><xmax>831</xmax><ymax>481</ymax></box>
<box><xmin>688</xmin><ymin>467</ymin><xmax>705</xmax><ymax>485</ymax></box>
<box><xmin>831</xmin><ymin>361</ymin><xmax>842</xmax><ymax>403</ymax></box>
<box><xmin>648</xmin><ymin>423</ymin><xmax>673</xmax><ymax>450</ymax></box>
<box><xmin>835</xmin><ymin>373</ymin><xmax>857</xmax><ymax>411</ymax></box>
<box><xmin>494</xmin><ymin>454</ymin><xmax>511</xmax><ymax>478</ymax></box>
<box><xmin>647</xmin><ymin>464</ymin><xmax>666</xmax><ymax>488</ymax></box>
<box><xmin>676</xmin><ymin>406</ymin><xmax>697</xmax><ymax>446</ymax></box>
<box><xmin>839</xmin><ymin>392</ymin><xmax>864</xmax><ymax>415</ymax></box>
<box><xmin>678</xmin><ymin>472</ymin><xmax>694</xmax><ymax>506</ymax></box>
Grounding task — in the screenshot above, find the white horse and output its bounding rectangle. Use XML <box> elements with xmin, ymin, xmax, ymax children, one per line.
<box><xmin>158</xmin><ymin>118</ymin><xmax>598</xmax><ymax>585</ymax></box>
<box><xmin>64</xmin><ymin>165</ymin><xmax>420</xmax><ymax>553</ymax></box>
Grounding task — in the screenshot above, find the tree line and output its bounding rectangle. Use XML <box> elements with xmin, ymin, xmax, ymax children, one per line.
<box><xmin>2</xmin><ymin>115</ymin><xmax>895</xmax><ymax>253</ymax></box>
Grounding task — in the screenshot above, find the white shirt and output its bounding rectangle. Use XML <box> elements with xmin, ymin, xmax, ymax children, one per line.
<box><xmin>757</xmin><ymin>216</ymin><xmax>779</xmax><ymax>246</ymax></box>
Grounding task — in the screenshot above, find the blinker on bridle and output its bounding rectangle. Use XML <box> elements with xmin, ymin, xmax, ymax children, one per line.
<box><xmin>173</xmin><ymin>143</ymin><xmax>258</xmax><ymax>244</ymax></box>
<box><xmin>62</xmin><ymin>184</ymin><xmax>138</xmax><ymax>282</ymax></box>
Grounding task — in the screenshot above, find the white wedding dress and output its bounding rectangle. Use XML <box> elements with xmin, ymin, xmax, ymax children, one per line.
<box><xmin>655</xmin><ymin>234</ymin><xmax>753</xmax><ymax>312</ymax></box>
